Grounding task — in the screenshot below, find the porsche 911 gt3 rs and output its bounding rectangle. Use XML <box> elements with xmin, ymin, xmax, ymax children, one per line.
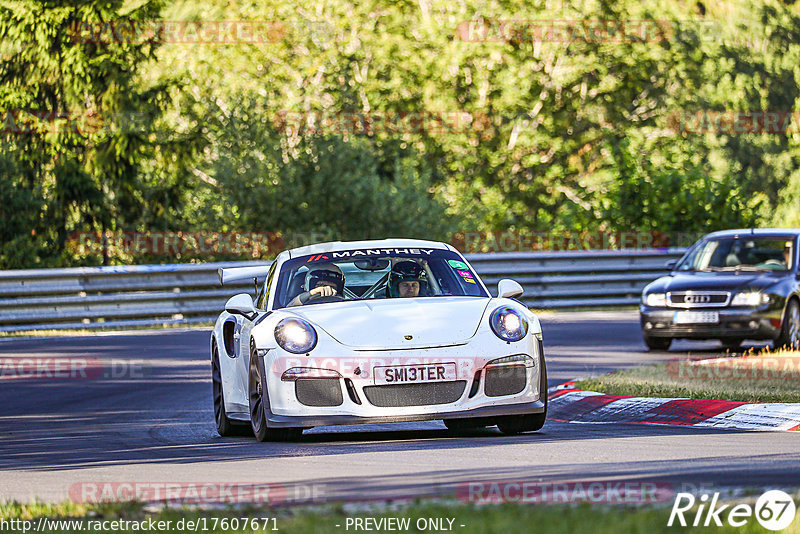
<box><xmin>211</xmin><ymin>238</ymin><xmax>547</xmax><ymax>441</ymax></box>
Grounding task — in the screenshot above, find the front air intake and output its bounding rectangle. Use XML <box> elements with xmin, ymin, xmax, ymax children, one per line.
<box><xmin>295</xmin><ymin>378</ymin><xmax>344</xmax><ymax>407</ymax></box>
<box><xmin>484</xmin><ymin>365</ymin><xmax>527</xmax><ymax>397</ymax></box>
<box><xmin>363</xmin><ymin>381</ymin><xmax>467</xmax><ymax>407</ymax></box>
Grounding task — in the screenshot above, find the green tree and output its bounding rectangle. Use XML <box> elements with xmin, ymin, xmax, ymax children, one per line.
<box><xmin>183</xmin><ymin>94</ymin><xmax>455</xmax><ymax>246</ymax></box>
<box><xmin>0</xmin><ymin>0</ymin><xmax>198</xmax><ymax>267</ymax></box>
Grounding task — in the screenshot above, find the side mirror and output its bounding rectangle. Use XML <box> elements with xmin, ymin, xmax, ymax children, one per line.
<box><xmin>665</xmin><ymin>259</ymin><xmax>677</xmax><ymax>270</ymax></box>
<box><xmin>225</xmin><ymin>293</ymin><xmax>257</xmax><ymax>320</ymax></box>
<box><xmin>498</xmin><ymin>279</ymin><xmax>524</xmax><ymax>299</ymax></box>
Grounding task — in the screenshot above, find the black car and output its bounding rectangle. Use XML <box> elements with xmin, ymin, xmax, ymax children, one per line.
<box><xmin>640</xmin><ymin>229</ymin><xmax>800</xmax><ymax>351</ymax></box>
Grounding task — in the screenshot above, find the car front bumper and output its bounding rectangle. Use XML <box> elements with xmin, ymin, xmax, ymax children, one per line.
<box><xmin>262</xmin><ymin>399</ymin><xmax>547</xmax><ymax>428</ymax></box>
<box><xmin>640</xmin><ymin>305</ymin><xmax>783</xmax><ymax>340</ymax></box>
<box><xmin>258</xmin><ymin>338</ymin><xmax>547</xmax><ymax>428</ymax></box>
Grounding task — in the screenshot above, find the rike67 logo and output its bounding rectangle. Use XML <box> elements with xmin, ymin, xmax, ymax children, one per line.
<box><xmin>668</xmin><ymin>490</ymin><xmax>797</xmax><ymax>531</ymax></box>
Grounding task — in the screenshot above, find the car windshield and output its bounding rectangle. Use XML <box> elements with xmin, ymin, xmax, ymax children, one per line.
<box><xmin>677</xmin><ymin>236</ymin><xmax>795</xmax><ymax>272</ymax></box>
<box><xmin>272</xmin><ymin>247</ymin><xmax>489</xmax><ymax>309</ymax></box>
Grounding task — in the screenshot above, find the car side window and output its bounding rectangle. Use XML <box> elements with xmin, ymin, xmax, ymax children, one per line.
<box><xmin>257</xmin><ymin>262</ymin><xmax>277</xmax><ymax>310</ymax></box>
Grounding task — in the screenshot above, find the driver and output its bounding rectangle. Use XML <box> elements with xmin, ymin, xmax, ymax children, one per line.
<box><xmin>388</xmin><ymin>261</ymin><xmax>426</xmax><ymax>298</ymax></box>
<box><xmin>288</xmin><ymin>264</ymin><xmax>345</xmax><ymax>306</ymax></box>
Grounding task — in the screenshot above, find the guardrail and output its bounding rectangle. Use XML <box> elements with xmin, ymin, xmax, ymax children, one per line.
<box><xmin>0</xmin><ymin>249</ymin><xmax>685</xmax><ymax>332</ymax></box>
<box><xmin>467</xmin><ymin>249</ymin><xmax>685</xmax><ymax>308</ymax></box>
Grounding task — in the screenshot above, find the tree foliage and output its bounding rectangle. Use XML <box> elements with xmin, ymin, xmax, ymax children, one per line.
<box><xmin>2</xmin><ymin>0</ymin><xmax>800</xmax><ymax>267</ymax></box>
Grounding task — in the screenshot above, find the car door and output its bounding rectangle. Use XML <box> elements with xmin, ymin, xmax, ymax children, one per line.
<box><xmin>218</xmin><ymin>314</ymin><xmax>244</xmax><ymax>413</ymax></box>
<box><xmin>233</xmin><ymin>262</ymin><xmax>277</xmax><ymax>403</ymax></box>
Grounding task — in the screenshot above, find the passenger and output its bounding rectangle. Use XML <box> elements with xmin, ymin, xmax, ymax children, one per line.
<box><xmin>388</xmin><ymin>261</ymin><xmax>426</xmax><ymax>298</ymax></box>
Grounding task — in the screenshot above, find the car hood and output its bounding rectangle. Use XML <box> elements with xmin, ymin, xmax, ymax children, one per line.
<box><xmin>283</xmin><ymin>297</ymin><xmax>492</xmax><ymax>349</ymax></box>
<box><xmin>648</xmin><ymin>271</ymin><xmax>784</xmax><ymax>293</ymax></box>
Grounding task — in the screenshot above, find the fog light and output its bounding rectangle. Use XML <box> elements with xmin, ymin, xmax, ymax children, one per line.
<box><xmin>749</xmin><ymin>321</ymin><xmax>759</xmax><ymax>329</ymax></box>
<box><xmin>644</xmin><ymin>322</ymin><xmax>653</xmax><ymax>330</ymax></box>
<box><xmin>281</xmin><ymin>367</ymin><xmax>342</xmax><ymax>381</ymax></box>
<box><xmin>486</xmin><ymin>354</ymin><xmax>535</xmax><ymax>368</ymax></box>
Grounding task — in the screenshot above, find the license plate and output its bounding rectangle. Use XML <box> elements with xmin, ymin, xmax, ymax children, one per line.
<box><xmin>673</xmin><ymin>311</ymin><xmax>719</xmax><ymax>324</ymax></box>
<box><xmin>373</xmin><ymin>363</ymin><xmax>457</xmax><ymax>385</ymax></box>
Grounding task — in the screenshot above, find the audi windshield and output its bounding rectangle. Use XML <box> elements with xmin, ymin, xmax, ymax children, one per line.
<box><xmin>676</xmin><ymin>236</ymin><xmax>796</xmax><ymax>272</ymax></box>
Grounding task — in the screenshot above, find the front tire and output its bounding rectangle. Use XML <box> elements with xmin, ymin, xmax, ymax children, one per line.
<box><xmin>443</xmin><ymin>418</ymin><xmax>492</xmax><ymax>432</ymax></box>
<box><xmin>720</xmin><ymin>337</ymin><xmax>744</xmax><ymax>350</ymax></box>
<box><xmin>644</xmin><ymin>335</ymin><xmax>672</xmax><ymax>351</ymax></box>
<box><xmin>248</xmin><ymin>341</ymin><xmax>303</xmax><ymax>442</ymax></box>
<box><xmin>212</xmin><ymin>343</ymin><xmax>248</xmax><ymax>437</ymax></box>
<box><xmin>496</xmin><ymin>412</ymin><xmax>547</xmax><ymax>435</ymax></box>
<box><xmin>775</xmin><ymin>299</ymin><xmax>800</xmax><ymax>350</ymax></box>
<box><xmin>496</xmin><ymin>350</ymin><xmax>548</xmax><ymax>435</ymax></box>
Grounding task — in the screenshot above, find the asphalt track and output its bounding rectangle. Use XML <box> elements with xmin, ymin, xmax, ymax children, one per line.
<box><xmin>1</xmin><ymin>311</ymin><xmax>799</xmax><ymax>505</ymax></box>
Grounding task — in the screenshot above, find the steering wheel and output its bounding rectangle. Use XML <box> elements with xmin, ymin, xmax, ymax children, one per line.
<box><xmin>308</xmin><ymin>294</ymin><xmax>345</xmax><ymax>304</ymax></box>
<box><xmin>761</xmin><ymin>259</ymin><xmax>785</xmax><ymax>269</ymax></box>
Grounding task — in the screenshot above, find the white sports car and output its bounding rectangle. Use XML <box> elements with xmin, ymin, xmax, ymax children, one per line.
<box><xmin>211</xmin><ymin>238</ymin><xmax>547</xmax><ymax>441</ymax></box>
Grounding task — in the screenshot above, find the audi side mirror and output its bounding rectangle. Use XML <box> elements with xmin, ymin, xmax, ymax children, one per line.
<box><xmin>665</xmin><ymin>259</ymin><xmax>677</xmax><ymax>270</ymax></box>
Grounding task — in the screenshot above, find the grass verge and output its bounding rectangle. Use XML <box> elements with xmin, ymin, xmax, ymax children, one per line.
<box><xmin>2</xmin><ymin>500</ymin><xmax>799</xmax><ymax>534</ymax></box>
<box><xmin>573</xmin><ymin>350</ymin><xmax>800</xmax><ymax>403</ymax></box>
<box><xmin>0</xmin><ymin>322</ymin><xmax>214</xmax><ymax>339</ymax></box>
<box><xmin>530</xmin><ymin>305</ymin><xmax>639</xmax><ymax>314</ymax></box>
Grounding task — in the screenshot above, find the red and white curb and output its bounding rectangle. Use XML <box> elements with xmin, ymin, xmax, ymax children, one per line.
<box><xmin>547</xmin><ymin>381</ymin><xmax>800</xmax><ymax>431</ymax></box>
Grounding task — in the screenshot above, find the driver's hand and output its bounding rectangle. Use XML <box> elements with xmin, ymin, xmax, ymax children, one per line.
<box><xmin>310</xmin><ymin>285</ymin><xmax>336</xmax><ymax>298</ymax></box>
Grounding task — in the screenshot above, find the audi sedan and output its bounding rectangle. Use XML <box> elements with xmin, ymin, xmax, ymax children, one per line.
<box><xmin>640</xmin><ymin>229</ymin><xmax>800</xmax><ymax>351</ymax></box>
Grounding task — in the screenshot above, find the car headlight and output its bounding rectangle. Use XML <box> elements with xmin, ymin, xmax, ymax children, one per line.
<box><xmin>644</xmin><ymin>292</ymin><xmax>667</xmax><ymax>306</ymax></box>
<box><xmin>731</xmin><ymin>291</ymin><xmax>770</xmax><ymax>306</ymax></box>
<box><xmin>489</xmin><ymin>306</ymin><xmax>529</xmax><ymax>342</ymax></box>
<box><xmin>274</xmin><ymin>318</ymin><xmax>318</xmax><ymax>354</ymax></box>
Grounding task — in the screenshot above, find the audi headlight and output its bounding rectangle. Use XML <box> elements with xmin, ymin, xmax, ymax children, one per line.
<box><xmin>644</xmin><ymin>292</ymin><xmax>667</xmax><ymax>307</ymax></box>
<box><xmin>489</xmin><ymin>306</ymin><xmax>529</xmax><ymax>342</ymax></box>
<box><xmin>731</xmin><ymin>291</ymin><xmax>769</xmax><ymax>306</ymax></box>
<box><xmin>274</xmin><ymin>318</ymin><xmax>318</xmax><ymax>354</ymax></box>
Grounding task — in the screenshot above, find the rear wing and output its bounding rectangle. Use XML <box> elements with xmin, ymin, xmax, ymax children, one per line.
<box><xmin>218</xmin><ymin>265</ymin><xmax>272</xmax><ymax>286</ymax></box>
